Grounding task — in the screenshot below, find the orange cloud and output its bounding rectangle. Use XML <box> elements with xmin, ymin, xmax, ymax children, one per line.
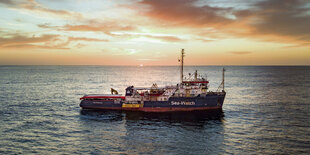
<box><xmin>146</xmin><ymin>35</ymin><xmax>184</xmax><ymax>42</ymax></box>
<box><xmin>137</xmin><ymin>0</ymin><xmax>310</xmax><ymax>46</ymax></box>
<box><xmin>68</xmin><ymin>37</ymin><xmax>109</xmax><ymax>42</ymax></box>
<box><xmin>38</xmin><ymin>22</ymin><xmax>183</xmax><ymax>42</ymax></box>
<box><xmin>0</xmin><ymin>33</ymin><xmax>109</xmax><ymax>49</ymax></box>
<box><xmin>3</xmin><ymin>44</ymin><xmax>70</xmax><ymax>50</ymax></box>
<box><xmin>196</xmin><ymin>38</ymin><xmax>216</xmax><ymax>42</ymax></box>
<box><xmin>139</xmin><ymin>0</ymin><xmax>233</xmax><ymax>28</ymax></box>
<box><xmin>62</xmin><ymin>23</ymin><xmax>136</xmax><ymax>35</ymax></box>
<box><xmin>0</xmin><ymin>34</ymin><xmax>57</xmax><ymax>48</ymax></box>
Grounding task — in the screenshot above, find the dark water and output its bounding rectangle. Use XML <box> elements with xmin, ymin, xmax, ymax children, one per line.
<box><xmin>0</xmin><ymin>66</ymin><xmax>309</xmax><ymax>154</ymax></box>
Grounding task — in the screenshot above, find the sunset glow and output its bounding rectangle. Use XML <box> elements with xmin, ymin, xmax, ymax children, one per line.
<box><xmin>0</xmin><ymin>0</ymin><xmax>310</xmax><ymax>65</ymax></box>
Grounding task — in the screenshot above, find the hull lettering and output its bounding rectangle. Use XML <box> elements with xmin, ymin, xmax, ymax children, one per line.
<box><xmin>171</xmin><ymin>101</ymin><xmax>195</xmax><ymax>105</ymax></box>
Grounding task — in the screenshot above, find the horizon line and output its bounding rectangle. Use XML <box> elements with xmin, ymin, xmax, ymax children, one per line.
<box><xmin>0</xmin><ymin>64</ymin><xmax>309</xmax><ymax>67</ymax></box>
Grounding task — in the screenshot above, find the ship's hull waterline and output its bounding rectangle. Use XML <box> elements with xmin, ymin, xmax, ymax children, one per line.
<box><xmin>80</xmin><ymin>93</ymin><xmax>226</xmax><ymax>112</ymax></box>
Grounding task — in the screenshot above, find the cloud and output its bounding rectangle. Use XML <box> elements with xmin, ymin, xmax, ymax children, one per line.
<box><xmin>2</xmin><ymin>0</ymin><xmax>82</xmax><ymax>19</ymax></box>
<box><xmin>4</xmin><ymin>0</ymin><xmax>310</xmax><ymax>47</ymax></box>
<box><xmin>112</xmin><ymin>32</ymin><xmax>185</xmax><ymax>42</ymax></box>
<box><xmin>61</xmin><ymin>21</ymin><xmax>136</xmax><ymax>35</ymax></box>
<box><xmin>0</xmin><ymin>0</ymin><xmax>15</xmax><ymax>6</ymax></box>
<box><xmin>37</xmin><ymin>20</ymin><xmax>137</xmax><ymax>37</ymax></box>
<box><xmin>137</xmin><ymin>0</ymin><xmax>310</xmax><ymax>46</ymax></box>
<box><xmin>146</xmin><ymin>35</ymin><xmax>184</xmax><ymax>42</ymax></box>
<box><xmin>196</xmin><ymin>38</ymin><xmax>216</xmax><ymax>42</ymax></box>
<box><xmin>68</xmin><ymin>37</ymin><xmax>109</xmax><ymax>42</ymax></box>
<box><xmin>0</xmin><ymin>34</ymin><xmax>72</xmax><ymax>49</ymax></box>
<box><xmin>0</xmin><ymin>34</ymin><xmax>57</xmax><ymax>47</ymax></box>
<box><xmin>38</xmin><ymin>22</ymin><xmax>183</xmax><ymax>43</ymax></box>
<box><xmin>3</xmin><ymin>43</ymin><xmax>70</xmax><ymax>50</ymax></box>
<box><xmin>229</xmin><ymin>51</ymin><xmax>252</xmax><ymax>55</ymax></box>
<box><xmin>138</xmin><ymin>0</ymin><xmax>234</xmax><ymax>28</ymax></box>
<box><xmin>247</xmin><ymin>0</ymin><xmax>310</xmax><ymax>42</ymax></box>
<box><xmin>0</xmin><ymin>33</ymin><xmax>109</xmax><ymax>49</ymax></box>
<box><xmin>37</xmin><ymin>23</ymin><xmax>54</xmax><ymax>29</ymax></box>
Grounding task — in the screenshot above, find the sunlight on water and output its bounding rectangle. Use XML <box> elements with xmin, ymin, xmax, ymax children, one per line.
<box><xmin>0</xmin><ymin>66</ymin><xmax>309</xmax><ymax>154</ymax></box>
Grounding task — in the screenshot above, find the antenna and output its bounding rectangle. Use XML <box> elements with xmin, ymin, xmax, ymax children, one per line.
<box><xmin>217</xmin><ymin>67</ymin><xmax>226</xmax><ymax>92</ymax></box>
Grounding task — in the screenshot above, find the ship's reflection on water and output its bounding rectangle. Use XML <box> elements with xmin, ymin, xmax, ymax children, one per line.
<box><xmin>79</xmin><ymin>109</ymin><xmax>124</xmax><ymax>122</ymax></box>
<box><xmin>79</xmin><ymin>110</ymin><xmax>225</xmax><ymax>154</ymax></box>
<box><xmin>80</xmin><ymin>109</ymin><xmax>224</xmax><ymax>126</ymax></box>
<box><xmin>126</xmin><ymin>110</ymin><xmax>224</xmax><ymax>126</ymax></box>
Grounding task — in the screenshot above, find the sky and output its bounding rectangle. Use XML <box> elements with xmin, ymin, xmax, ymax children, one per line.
<box><xmin>0</xmin><ymin>0</ymin><xmax>309</xmax><ymax>66</ymax></box>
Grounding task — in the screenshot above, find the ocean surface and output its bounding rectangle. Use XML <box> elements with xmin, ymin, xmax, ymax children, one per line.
<box><xmin>0</xmin><ymin>66</ymin><xmax>309</xmax><ymax>154</ymax></box>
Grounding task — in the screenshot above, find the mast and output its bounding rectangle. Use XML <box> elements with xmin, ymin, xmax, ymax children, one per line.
<box><xmin>222</xmin><ymin>68</ymin><xmax>225</xmax><ymax>91</ymax></box>
<box><xmin>180</xmin><ymin>49</ymin><xmax>185</xmax><ymax>83</ymax></box>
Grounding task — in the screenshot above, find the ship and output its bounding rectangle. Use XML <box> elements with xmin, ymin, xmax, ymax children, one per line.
<box><xmin>80</xmin><ymin>49</ymin><xmax>226</xmax><ymax>112</ymax></box>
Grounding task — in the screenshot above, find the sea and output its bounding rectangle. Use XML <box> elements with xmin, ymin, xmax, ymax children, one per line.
<box><xmin>0</xmin><ymin>66</ymin><xmax>309</xmax><ymax>154</ymax></box>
